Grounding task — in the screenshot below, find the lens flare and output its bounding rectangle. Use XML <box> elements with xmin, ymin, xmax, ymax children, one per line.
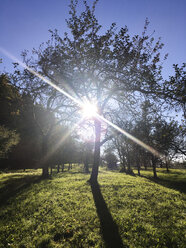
<box><xmin>0</xmin><ymin>47</ymin><xmax>164</xmax><ymax>160</ymax></box>
<box><xmin>96</xmin><ymin>114</ymin><xmax>163</xmax><ymax>158</ymax></box>
<box><xmin>82</xmin><ymin>102</ymin><xmax>98</xmax><ymax>118</ymax></box>
<box><xmin>0</xmin><ymin>48</ymin><xmax>83</xmax><ymax>106</ymax></box>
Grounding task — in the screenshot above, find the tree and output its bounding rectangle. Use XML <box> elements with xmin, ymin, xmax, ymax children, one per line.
<box><xmin>149</xmin><ymin>118</ymin><xmax>182</xmax><ymax>176</ymax></box>
<box><xmin>0</xmin><ymin>74</ymin><xmax>21</xmax><ymax>129</ymax></box>
<box><xmin>163</xmin><ymin>63</ymin><xmax>186</xmax><ymax>118</ymax></box>
<box><xmin>112</xmin><ymin>98</ymin><xmax>183</xmax><ymax>177</ymax></box>
<box><xmin>15</xmin><ymin>0</ymin><xmax>170</xmax><ymax>183</ymax></box>
<box><xmin>79</xmin><ymin>140</ymin><xmax>94</xmax><ymax>173</ymax></box>
<box><xmin>49</xmin><ymin>124</ymin><xmax>78</xmax><ymax>169</ymax></box>
<box><xmin>0</xmin><ymin>126</ymin><xmax>19</xmax><ymax>159</ymax></box>
<box><xmin>0</xmin><ymin>72</ymin><xmax>79</xmax><ymax>172</ymax></box>
<box><xmin>113</xmin><ymin>121</ymin><xmax>135</xmax><ymax>173</ymax></box>
<box><xmin>104</xmin><ymin>150</ymin><xmax>118</xmax><ymax>170</ymax></box>
<box><xmin>0</xmin><ymin>74</ymin><xmax>20</xmax><ymax>162</ymax></box>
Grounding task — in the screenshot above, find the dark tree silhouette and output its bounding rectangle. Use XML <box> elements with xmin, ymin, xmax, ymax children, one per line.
<box><xmin>13</xmin><ymin>0</ymin><xmax>177</xmax><ymax>182</ymax></box>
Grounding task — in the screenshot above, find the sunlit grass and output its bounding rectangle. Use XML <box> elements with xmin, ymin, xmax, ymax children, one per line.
<box><xmin>0</xmin><ymin>167</ymin><xmax>185</xmax><ymax>247</ymax></box>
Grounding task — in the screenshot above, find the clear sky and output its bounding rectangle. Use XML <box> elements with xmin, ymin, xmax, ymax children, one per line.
<box><xmin>0</xmin><ymin>0</ymin><xmax>185</xmax><ymax>79</ymax></box>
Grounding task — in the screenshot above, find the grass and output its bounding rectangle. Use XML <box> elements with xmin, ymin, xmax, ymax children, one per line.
<box><xmin>0</xmin><ymin>166</ymin><xmax>185</xmax><ymax>248</ymax></box>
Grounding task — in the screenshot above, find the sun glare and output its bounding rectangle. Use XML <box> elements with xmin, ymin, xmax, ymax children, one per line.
<box><xmin>82</xmin><ymin>102</ymin><xmax>98</xmax><ymax>118</ymax></box>
<box><xmin>0</xmin><ymin>47</ymin><xmax>163</xmax><ymax>159</ymax></box>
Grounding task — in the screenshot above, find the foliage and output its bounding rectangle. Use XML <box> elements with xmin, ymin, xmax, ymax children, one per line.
<box><xmin>113</xmin><ymin>99</ymin><xmax>184</xmax><ymax>177</ymax></box>
<box><xmin>12</xmin><ymin>0</ymin><xmax>172</xmax><ymax>182</ymax></box>
<box><xmin>0</xmin><ymin>72</ymin><xmax>81</xmax><ymax>170</ymax></box>
<box><xmin>163</xmin><ymin>63</ymin><xmax>186</xmax><ymax>117</ymax></box>
<box><xmin>0</xmin><ymin>126</ymin><xmax>19</xmax><ymax>158</ymax></box>
<box><xmin>0</xmin><ymin>74</ymin><xmax>22</xmax><ymax>129</ymax></box>
<box><xmin>0</xmin><ymin>74</ymin><xmax>21</xmax><ymax>159</ymax></box>
<box><xmin>104</xmin><ymin>150</ymin><xmax>118</xmax><ymax>170</ymax></box>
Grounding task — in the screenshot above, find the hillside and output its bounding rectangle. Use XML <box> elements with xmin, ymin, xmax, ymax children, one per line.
<box><xmin>0</xmin><ymin>167</ymin><xmax>185</xmax><ymax>248</ymax></box>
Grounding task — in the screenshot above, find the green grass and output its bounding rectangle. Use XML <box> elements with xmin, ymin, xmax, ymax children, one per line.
<box><xmin>0</xmin><ymin>166</ymin><xmax>185</xmax><ymax>248</ymax></box>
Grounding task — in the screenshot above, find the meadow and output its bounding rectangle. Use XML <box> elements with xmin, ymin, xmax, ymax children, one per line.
<box><xmin>0</xmin><ymin>166</ymin><xmax>185</xmax><ymax>248</ymax></box>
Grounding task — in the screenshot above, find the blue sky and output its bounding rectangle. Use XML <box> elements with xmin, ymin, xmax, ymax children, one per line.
<box><xmin>0</xmin><ymin>0</ymin><xmax>185</xmax><ymax>79</ymax></box>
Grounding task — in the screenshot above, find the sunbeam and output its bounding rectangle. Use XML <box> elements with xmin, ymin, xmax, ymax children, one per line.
<box><xmin>0</xmin><ymin>47</ymin><xmax>164</xmax><ymax>160</ymax></box>
<box><xmin>0</xmin><ymin>48</ymin><xmax>83</xmax><ymax>107</ymax></box>
<box><xmin>41</xmin><ymin>117</ymin><xmax>85</xmax><ymax>164</ymax></box>
<box><xmin>96</xmin><ymin>114</ymin><xmax>163</xmax><ymax>158</ymax></box>
<box><xmin>81</xmin><ymin>101</ymin><xmax>98</xmax><ymax>118</ymax></box>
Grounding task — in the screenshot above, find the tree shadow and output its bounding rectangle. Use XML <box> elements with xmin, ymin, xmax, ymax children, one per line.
<box><xmin>142</xmin><ymin>176</ymin><xmax>186</xmax><ymax>194</ymax></box>
<box><xmin>90</xmin><ymin>181</ymin><xmax>126</xmax><ymax>248</ymax></box>
<box><xmin>160</xmin><ymin>170</ymin><xmax>184</xmax><ymax>175</ymax></box>
<box><xmin>0</xmin><ymin>174</ymin><xmax>42</xmax><ymax>207</ymax></box>
<box><xmin>119</xmin><ymin>169</ymin><xmax>136</xmax><ymax>177</ymax></box>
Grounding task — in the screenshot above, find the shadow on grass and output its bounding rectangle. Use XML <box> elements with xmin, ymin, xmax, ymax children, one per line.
<box><xmin>90</xmin><ymin>182</ymin><xmax>126</xmax><ymax>248</ymax></box>
<box><xmin>143</xmin><ymin>176</ymin><xmax>186</xmax><ymax>194</ymax></box>
<box><xmin>160</xmin><ymin>170</ymin><xmax>184</xmax><ymax>175</ymax></box>
<box><xmin>0</xmin><ymin>174</ymin><xmax>42</xmax><ymax>207</ymax></box>
<box><xmin>68</xmin><ymin>171</ymin><xmax>90</xmax><ymax>175</ymax></box>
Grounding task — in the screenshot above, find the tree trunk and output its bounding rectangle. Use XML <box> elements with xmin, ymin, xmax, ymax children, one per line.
<box><xmin>144</xmin><ymin>159</ymin><xmax>147</xmax><ymax>170</ymax></box>
<box><xmin>127</xmin><ymin>161</ymin><xmax>133</xmax><ymax>174</ymax></box>
<box><xmin>84</xmin><ymin>161</ymin><xmax>89</xmax><ymax>173</ymax></box>
<box><xmin>160</xmin><ymin>161</ymin><xmax>163</xmax><ymax>168</ymax></box>
<box><xmin>144</xmin><ymin>155</ymin><xmax>148</xmax><ymax>170</ymax></box>
<box><xmin>135</xmin><ymin>151</ymin><xmax>140</xmax><ymax>176</ymax></box>
<box><xmin>137</xmin><ymin>164</ymin><xmax>141</xmax><ymax>176</ymax></box>
<box><xmin>62</xmin><ymin>163</ymin><xmax>64</xmax><ymax>172</ymax></box>
<box><xmin>120</xmin><ymin>163</ymin><xmax>126</xmax><ymax>172</ymax></box>
<box><xmin>88</xmin><ymin>119</ymin><xmax>101</xmax><ymax>183</ymax></box>
<box><xmin>152</xmin><ymin>164</ymin><xmax>157</xmax><ymax>178</ymax></box>
<box><xmin>119</xmin><ymin>154</ymin><xmax>126</xmax><ymax>172</ymax></box>
<box><xmin>57</xmin><ymin>164</ymin><xmax>60</xmax><ymax>173</ymax></box>
<box><xmin>165</xmin><ymin>160</ymin><xmax>169</xmax><ymax>172</ymax></box>
<box><xmin>126</xmin><ymin>152</ymin><xmax>133</xmax><ymax>174</ymax></box>
<box><xmin>50</xmin><ymin>166</ymin><xmax>52</xmax><ymax>175</ymax></box>
<box><xmin>42</xmin><ymin>166</ymin><xmax>49</xmax><ymax>177</ymax></box>
<box><xmin>84</xmin><ymin>153</ymin><xmax>90</xmax><ymax>173</ymax></box>
<box><xmin>42</xmin><ymin>134</ymin><xmax>49</xmax><ymax>177</ymax></box>
<box><xmin>152</xmin><ymin>157</ymin><xmax>158</xmax><ymax>179</ymax></box>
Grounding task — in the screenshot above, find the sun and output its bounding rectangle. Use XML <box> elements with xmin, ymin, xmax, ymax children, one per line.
<box><xmin>82</xmin><ymin>102</ymin><xmax>98</xmax><ymax>118</ymax></box>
